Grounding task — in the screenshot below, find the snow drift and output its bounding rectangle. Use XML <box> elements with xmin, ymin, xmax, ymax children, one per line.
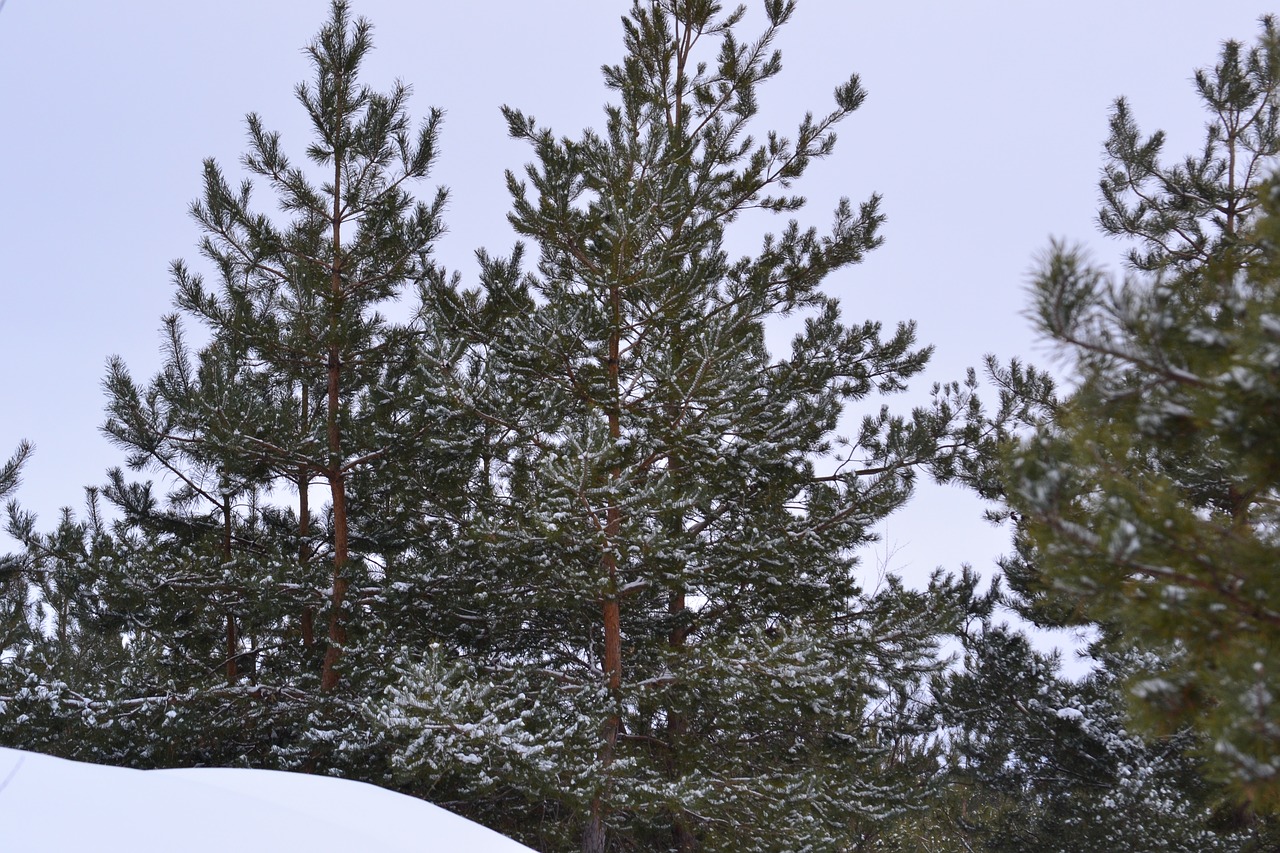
<box><xmin>0</xmin><ymin>747</ymin><xmax>533</xmax><ymax>851</ymax></box>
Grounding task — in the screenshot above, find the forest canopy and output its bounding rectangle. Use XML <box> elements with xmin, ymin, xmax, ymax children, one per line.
<box><xmin>2</xmin><ymin>3</ymin><xmax>1279</xmax><ymax>851</ymax></box>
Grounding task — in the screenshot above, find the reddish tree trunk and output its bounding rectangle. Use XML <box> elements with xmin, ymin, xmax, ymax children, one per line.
<box><xmin>584</xmin><ymin>277</ymin><xmax>626</xmax><ymax>853</ymax></box>
<box><xmin>299</xmin><ymin>383</ymin><xmax>316</xmax><ymax>651</ymax></box>
<box><xmin>223</xmin><ymin>495</ymin><xmax>238</xmax><ymax>683</ymax></box>
<box><xmin>320</xmin><ymin>151</ymin><xmax>349</xmax><ymax>693</ymax></box>
<box><xmin>320</xmin><ymin>347</ymin><xmax>350</xmax><ymax>692</ymax></box>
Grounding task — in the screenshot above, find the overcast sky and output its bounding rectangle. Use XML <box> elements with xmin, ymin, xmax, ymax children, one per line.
<box><xmin>0</xmin><ymin>2</ymin><xmax>1272</xmax><ymax>644</ymax></box>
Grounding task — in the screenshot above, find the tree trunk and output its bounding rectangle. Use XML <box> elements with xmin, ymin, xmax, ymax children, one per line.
<box><xmin>299</xmin><ymin>474</ymin><xmax>315</xmax><ymax>651</ymax></box>
<box><xmin>320</xmin><ymin>347</ymin><xmax>350</xmax><ymax>692</ymax></box>
<box><xmin>225</xmin><ymin>614</ymin><xmax>238</xmax><ymax>684</ymax></box>
<box><xmin>223</xmin><ymin>494</ymin><xmax>238</xmax><ymax>684</ymax></box>
<box><xmin>582</xmin><ymin>807</ymin><xmax>608</xmax><ymax>853</ymax></box>
<box><xmin>320</xmin><ymin>151</ymin><xmax>349</xmax><ymax>693</ymax></box>
<box><xmin>299</xmin><ymin>383</ymin><xmax>316</xmax><ymax>651</ymax></box>
<box><xmin>672</xmin><ymin>818</ymin><xmax>697</xmax><ymax>853</ymax></box>
<box><xmin>602</xmin><ymin>263</ymin><xmax>625</xmax><ymax>698</ymax></box>
<box><xmin>584</xmin><ymin>276</ymin><xmax>625</xmax><ymax>853</ymax></box>
<box><xmin>668</xmin><ymin>588</ymin><xmax>696</xmax><ymax>851</ymax></box>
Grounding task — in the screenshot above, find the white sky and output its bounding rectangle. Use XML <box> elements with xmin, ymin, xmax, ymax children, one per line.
<box><xmin>0</xmin><ymin>1</ymin><xmax>1270</xmax><ymax>635</ymax></box>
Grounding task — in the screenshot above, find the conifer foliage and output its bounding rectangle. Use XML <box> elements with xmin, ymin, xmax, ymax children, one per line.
<box><xmin>103</xmin><ymin>0</ymin><xmax>450</xmax><ymax>694</ymax></box>
<box><xmin>1005</xmin><ymin>18</ymin><xmax>1280</xmax><ymax>805</ymax></box>
<box><xmin>1008</xmin><ymin>196</ymin><xmax>1280</xmax><ymax>802</ymax></box>
<box><xmin>921</xmin><ymin>623</ymin><xmax>1240</xmax><ymax>852</ymax></box>
<box><xmin>378</xmin><ymin>2</ymin><xmax>993</xmax><ymax>850</ymax></box>
<box><xmin>1099</xmin><ymin>16</ymin><xmax>1280</xmax><ymax>273</ymax></box>
<box><xmin>0</xmin><ymin>1</ymin><xmax>461</xmax><ymax>771</ymax></box>
<box><xmin>0</xmin><ymin>441</ymin><xmax>33</xmax><ymax>668</ymax></box>
<box><xmin>21</xmin><ymin>2</ymin><xmax>1280</xmax><ymax>851</ymax></box>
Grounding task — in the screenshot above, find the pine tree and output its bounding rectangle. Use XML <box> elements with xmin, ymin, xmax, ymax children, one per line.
<box><xmin>990</xmin><ymin>19</ymin><xmax>1280</xmax><ymax>629</ymax></box>
<box><xmin>1099</xmin><ymin>15</ymin><xmax>1280</xmax><ymax>274</ymax></box>
<box><xmin>102</xmin><ymin>0</ymin><xmax>450</xmax><ymax>696</ymax></box>
<box><xmin>941</xmin><ymin>19</ymin><xmax>1280</xmax><ymax>843</ymax></box>
<box><xmin>920</xmin><ymin>620</ymin><xmax>1249</xmax><ymax>852</ymax></box>
<box><xmin>0</xmin><ymin>442</ymin><xmax>30</xmax><ymax>505</ymax></box>
<box><xmin>0</xmin><ymin>1</ymin><xmax>477</xmax><ymax>777</ymax></box>
<box><xmin>0</xmin><ymin>441</ymin><xmax>35</xmax><ymax>676</ymax></box>
<box><xmin>379</xmin><ymin>3</ymin><xmax>998</xmax><ymax>850</ymax></box>
<box><xmin>1006</xmin><ymin>189</ymin><xmax>1280</xmax><ymax>802</ymax></box>
<box><xmin>101</xmin><ymin>323</ymin><xmax>284</xmax><ymax>689</ymax></box>
<box><xmin>995</xmin><ymin>19</ymin><xmax>1280</xmax><ymax>805</ymax></box>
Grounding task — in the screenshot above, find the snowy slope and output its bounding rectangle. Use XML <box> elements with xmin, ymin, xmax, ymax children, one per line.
<box><xmin>0</xmin><ymin>747</ymin><xmax>533</xmax><ymax>851</ymax></box>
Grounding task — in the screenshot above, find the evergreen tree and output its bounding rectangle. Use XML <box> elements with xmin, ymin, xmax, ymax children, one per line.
<box><xmin>994</xmin><ymin>19</ymin><xmax>1280</xmax><ymax>806</ymax></box>
<box><xmin>0</xmin><ymin>441</ymin><xmax>35</xmax><ymax>672</ymax></box>
<box><xmin>997</xmin><ymin>17</ymin><xmax>1280</xmax><ymax>623</ymax></box>
<box><xmin>1099</xmin><ymin>15</ymin><xmax>1280</xmax><ymax>274</ymax></box>
<box><xmin>0</xmin><ymin>441</ymin><xmax>30</xmax><ymax>505</ymax></box>
<box><xmin>945</xmin><ymin>19</ymin><xmax>1280</xmax><ymax>843</ymax></box>
<box><xmin>102</xmin><ymin>0</ymin><xmax>451</xmax><ymax>696</ymax></box>
<box><xmin>0</xmin><ymin>1</ymin><xmax>472</xmax><ymax>777</ymax></box>
<box><xmin>101</xmin><ymin>323</ymin><xmax>284</xmax><ymax>689</ymax></box>
<box><xmin>919</xmin><ymin>621</ymin><xmax>1249</xmax><ymax>852</ymax></box>
<box><xmin>378</xmin><ymin>3</ymin><xmax>999</xmax><ymax>850</ymax></box>
<box><xmin>1006</xmin><ymin>187</ymin><xmax>1280</xmax><ymax>802</ymax></box>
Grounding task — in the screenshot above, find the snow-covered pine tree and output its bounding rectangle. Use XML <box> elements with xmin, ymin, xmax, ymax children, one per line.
<box><xmin>988</xmin><ymin>14</ymin><xmax>1280</xmax><ymax>824</ymax></box>
<box><xmin>992</xmin><ymin>17</ymin><xmax>1280</xmax><ymax>623</ymax></box>
<box><xmin>0</xmin><ymin>1</ymin><xmax>475</xmax><ymax>773</ymax></box>
<box><xmin>379</xmin><ymin>3</ymin><xmax>996</xmax><ymax>850</ymax></box>
<box><xmin>0</xmin><ymin>442</ymin><xmax>39</xmax><ymax>696</ymax></box>
<box><xmin>1</xmin><ymin>329</ymin><xmax>321</xmax><ymax>768</ymax></box>
<box><xmin>1099</xmin><ymin>15</ymin><xmax>1280</xmax><ymax>274</ymax></box>
<box><xmin>118</xmin><ymin>0</ymin><xmax>450</xmax><ymax>695</ymax></box>
<box><xmin>914</xmin><ymin>619</ymin><xmax>1250</xmax><ymax>852</ymax></box>
<box><xmin>0</xmin><ymin>446</ymin><xmax>151</xmax><ymax>763</ymax></box>
<box><xmin>101</xmin><ymin>324</ymin><xmax>283</xmax><ymax>689</ymax></box>
<box><xmin>1006</xmin><ymin>184</ymin><xmax>1280</xmax><ymax>804</ymax></box>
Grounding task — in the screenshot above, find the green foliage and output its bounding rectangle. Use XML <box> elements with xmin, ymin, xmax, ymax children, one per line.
<box><xmin>973</xmin><ymin>16</ymin><xmax>1280</xmax><ymax>839</ymax></box>
<box><xmin>373</xmin><ymin>2</ymin><xmax>1004</xmax><ymax>850</ymax></box>
<box><xmin>0</xmin><ymin>441</ymin><xmax>31</xmax><ymax>504</ymax></box>
<box><xmin>0</xmin><ymin>0</ymin><xmax>466</xmax><ymax>781</ymax></box>
<box><xmin>925</xmin><ymin>623</ymin><xmax>1242</xmax><ymax>852</ymax></box>
<box><xmin>21</xmin><ymin>3</ymin><xmax>1280</xmax><ymax>851</ymax></box>
<box><xmin>1006</xmin><ymin>183</ymin><xmax>1280</xmax><ymax>801</ymax></box>
<box><xmin>106</xmin><ymin>0</ymin><xmax>457</xmax><ymax>694</ymax></box>
<box><xmin>1099</xmin><ymin>15</ymin><xmax>1280</xmax><ymax>274</ymax></box>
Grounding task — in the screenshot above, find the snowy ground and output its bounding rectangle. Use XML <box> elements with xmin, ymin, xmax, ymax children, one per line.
<box><xmin>0</xmin><ymin>747</ymin><xmax>533</xmax><ymax>851</ymax></box>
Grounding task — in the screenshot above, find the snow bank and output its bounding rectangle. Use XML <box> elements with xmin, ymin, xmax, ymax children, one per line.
<box><xmin>0</xmin><ymin>747</ymin><xmax>533</xmax><ymax>852</ymax></box>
